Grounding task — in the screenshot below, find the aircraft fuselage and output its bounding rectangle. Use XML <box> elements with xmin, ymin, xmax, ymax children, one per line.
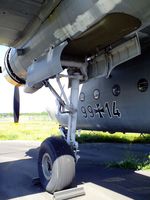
<box><xmin>57</xmin><ymin>47</ymin><xmax>150</xmax><ymax>133</ymax></box>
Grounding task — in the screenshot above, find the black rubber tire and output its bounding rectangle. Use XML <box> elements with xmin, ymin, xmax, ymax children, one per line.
<box><xmin>38</xmin><ymin>137</ymin><xmax>75</xmax><ymax>193</ymax></box>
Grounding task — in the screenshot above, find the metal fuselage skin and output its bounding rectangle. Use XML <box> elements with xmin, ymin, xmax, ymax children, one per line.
<box><xmin>56</xmin><ymin>47</ymin><xmax>150</xmax><ymax>133</ymax></box>
<box><xmin>7</xmin><ymin>0</ymin><xmax>150</xmax><ymax>81</ymax></box>
<box><xmin>4</xmin><ymin>0</ymin><xmax>150</xmax><ymax>133</ymax></box>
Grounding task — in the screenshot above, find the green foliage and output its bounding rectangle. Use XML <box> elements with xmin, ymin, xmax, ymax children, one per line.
<box><xmin>0</xmin><ymin>113</ymin><xmax>59</xmax><ymax>141</ymax></box>
<box><xmin>106</xmin><ymin>153</ymin><xmax>150</xmax><ymax>170</ymax></box>
<box><xmin>0</xmin><ymin>113</ymin><xmax>150</xmax><ymax>144</ymax></box>
<box><xmin>0</xmin><ymin>113</ymin><xmax>149</xmax><ymax>170</ymax></box>
<box><xmin>77</xmin><ymin>131</ymin><xmax>150</xmax><ymax>144</ymax></box>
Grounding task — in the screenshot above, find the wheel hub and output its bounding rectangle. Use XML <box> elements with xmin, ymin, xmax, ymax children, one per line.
<box><xmin>42</xmin><ymin>153</ymin><xmax>52</xmax><ymax>181</ymax></box>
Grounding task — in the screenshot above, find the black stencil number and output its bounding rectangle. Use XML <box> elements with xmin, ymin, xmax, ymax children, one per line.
<box><xmin>112</xmin><ymin>101</ymin><xmax>121</xmax><ymax>118</ymax></box>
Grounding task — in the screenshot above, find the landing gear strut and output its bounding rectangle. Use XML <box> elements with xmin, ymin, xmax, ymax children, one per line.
<box><xmin>38</xmin><ymin>72</ymin><xmax>83</xmax><ymax>193</ymax></box>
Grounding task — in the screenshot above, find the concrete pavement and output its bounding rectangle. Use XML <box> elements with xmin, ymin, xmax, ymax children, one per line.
<box><xmin>0</xmin><ymin>141</ymin><xmax>149</xmax><ymax>200</ymax></box>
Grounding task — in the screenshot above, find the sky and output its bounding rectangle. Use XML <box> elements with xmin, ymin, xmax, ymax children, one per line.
<box><xmin>0</xmin><ymin>45</ymin><xmax>53</xmax><ymax>113</ymax></box>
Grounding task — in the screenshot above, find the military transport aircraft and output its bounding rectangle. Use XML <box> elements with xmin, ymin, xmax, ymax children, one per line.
<box><xmin>1</xmin><ymin>0</ymin><xmax>150</xmax><ymax>194</ymax></box>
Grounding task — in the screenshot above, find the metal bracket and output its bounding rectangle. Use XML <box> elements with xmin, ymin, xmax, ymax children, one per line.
<box><xmin>43</xmin><ymin>72</ymin><xmax>83</xmax><ymax>158</ymax></box>
<box><xmin>43</xmin><ymin>80</ymin><xmax>65</xmax><ymax>107</ymax></box>
<box><xmin>88</xmin><ymin>35</ymin><xmax>141</xmax><ymax>79</ymax></box>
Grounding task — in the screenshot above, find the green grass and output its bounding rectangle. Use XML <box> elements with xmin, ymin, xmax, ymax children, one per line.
<box><xmin>106</xmin><ymin>153</ymin><xmax>150</xmax><ymax>170</ymax></box>
<box><xmin>0</xmin><ymin>113</ymin><xmax>59</xmax><ymax>141</ymax></box>
<box><xmin>77</xmin><ymin>131</ymin><xmax>150</xmax><ymax>144</ymax></box>
<box><xmin>0</xmin><ymin>113</ymin><xmax>150</xmax><ymax>144</ymax></box>
<box><xmin>0</xmin><ymin>113</ymin><xmax>149</xmax><ymax>170</ymax></box>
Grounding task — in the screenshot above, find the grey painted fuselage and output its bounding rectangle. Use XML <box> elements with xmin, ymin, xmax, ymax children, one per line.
<box><xmin>3</xmin><ymin>0</ymin><xmax>150</xmax><ymax>133</ymax></box>
<box><xmin>57</xmin><ymin>47</ymin><xmax>150</xmax><ymax>133</ymax></box>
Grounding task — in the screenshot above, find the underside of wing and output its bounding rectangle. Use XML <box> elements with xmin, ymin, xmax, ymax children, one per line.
<box><xmin>0</xmin><ymin>0</ymin><xmax>62</xmax><ymax>47</ymax></box>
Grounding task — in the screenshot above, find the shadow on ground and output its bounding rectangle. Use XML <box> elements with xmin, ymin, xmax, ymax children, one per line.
<box><xmin>0</xmin><ymin>143</ymin><xmax>149</xmax><ymax>200</ymax></box>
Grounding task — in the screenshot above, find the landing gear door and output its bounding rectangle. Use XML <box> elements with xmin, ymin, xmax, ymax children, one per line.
<box><xmin>25</xmin><ymin>41</ymin><xmax>68</xmax><ymax>89</ymax></box>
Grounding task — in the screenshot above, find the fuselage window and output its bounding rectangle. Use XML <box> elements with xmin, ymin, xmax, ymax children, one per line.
<box><xmin>137</xmin><ymin>79</ymin><xmax>148</xmax><ymax>92</ymax></box>
<box><xmin>93</xmin><ymin>89</ymin><xmax>100</xmax><ymax>100</ymax></box>
<box><xmin>112</xmin><ymin>84</ymin><xmax>120</xmax><ymax>96</ymax></box>
<box><xmin>79</xmin><ymin>92</ymin><xmax>85</xmax><ymax>101</ymax></box>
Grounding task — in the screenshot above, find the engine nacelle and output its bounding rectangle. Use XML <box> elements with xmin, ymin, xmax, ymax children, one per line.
<box><xmin>4</xmin><ymin>41</ymin><xmax>67</xmax><ymax>93</ymax></box>
<box><xmin>4</xmin><ymin>48</ymin><xmax>46</xmax><ymax>93</ymax></box>
<box><xmin>4</xmin><ymin>48</ymin><xmax>26</xmax><ymax>87</ymax></box>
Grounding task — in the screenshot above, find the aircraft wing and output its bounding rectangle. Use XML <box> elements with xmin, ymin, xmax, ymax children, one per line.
<box><xmin>0</xmin><ymin>0</ymin><xmax>62</xmax><ymax>47</ymax></box>
<box><xmin>1</xmin><ymin>0</ymin><xmax>150</xmax><ymax>92</ymax></box>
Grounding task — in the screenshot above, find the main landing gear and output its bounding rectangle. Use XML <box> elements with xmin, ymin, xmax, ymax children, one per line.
<box><xmin>38</xmin><ymin>72</ymin><xmax>84</xmax><ymax>193</ymax></box>
<box><xmin>38</xmin><ymin>137</ymin><xmax>75</xmax><ymax>193</ymax></box>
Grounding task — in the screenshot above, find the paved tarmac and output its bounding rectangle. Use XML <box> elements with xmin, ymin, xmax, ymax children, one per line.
<box><xmin>0</xmin><ymin>141</ymin><xmax>150</xmax><ymax>200</ymax></box>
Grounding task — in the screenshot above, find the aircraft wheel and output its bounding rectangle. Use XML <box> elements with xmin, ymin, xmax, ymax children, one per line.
<box><xmin>38</xmin><ymin>137</ymin><xmax>75</xmax><ymax>193</ymax></box>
